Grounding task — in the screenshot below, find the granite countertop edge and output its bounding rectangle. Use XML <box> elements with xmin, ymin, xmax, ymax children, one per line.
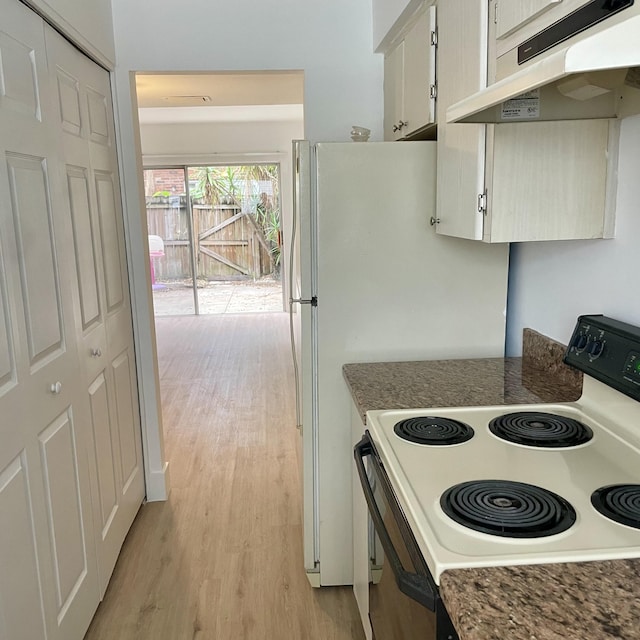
<box><xmin>342</xmin><ymin>343</ymin><xmax>640</xmax><ymax>640</ymax></box>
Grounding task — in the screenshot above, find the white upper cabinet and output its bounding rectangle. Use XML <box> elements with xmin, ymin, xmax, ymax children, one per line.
<box><xmin>435</xmin><ymin>0</ymin><xmax>617</xmax><ymax>243</ymax></box>
<box><xmin>383</xmin><ymin>5</ymin><xmax>437</xmax><ymax>140</ymax></box>
<box><xmin>434</xmin><ymin>0</ymin><xmax>487</xmax><ymax>239</ymax></box>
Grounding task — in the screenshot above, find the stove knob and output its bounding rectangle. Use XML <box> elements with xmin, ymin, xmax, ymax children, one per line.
<box><xmin>573</xmin><ymin>334</ymin><xmax>588</xmax><ymax>352</ymax></box>
<box><xmin>588</xmin><ymin>340</ymin><xmax>604</xmax><ymax>358</ymax></box>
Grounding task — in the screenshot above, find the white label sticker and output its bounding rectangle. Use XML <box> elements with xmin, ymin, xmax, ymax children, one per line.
<box><xmin>500</xmin><ymin>89</ymin><xmax>540</xmax><ymax>120</ymax></box>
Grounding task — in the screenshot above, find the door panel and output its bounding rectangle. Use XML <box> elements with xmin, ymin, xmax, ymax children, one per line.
<box><xmin>88</xmin><ymin>372</ymin><xmax>118</xmax><ymax>534</ymax></box>
<box><xmin>67</xmin><ymin>166</ymin><xmax>101</xmax><ymax>331</ymax></box>
<box><xmin>0</xmin><ymin>29</ymin><xmax>41</xmax><ymax>121</ymax></box>
<box><xmin>6</xmin><ymin>153</ymin><xmax>64</xmax><ymax>364</ymax></box>
<box><xmin>39</xmin><ymin>410</ymin><xmax>88</xmax><ymax>611</ymax></box>
<box><xmin>86</xmin><ymin>88</ymin><xmax>109</xmax><ymax>145</ymax></box>
<box><xmin>112</xmin><ymin>349</ymin><xmax>138</xmax><ymax>488</ymax></box>
<box><xmin>0</xmin><ymin>249</ymin><xmax>15</xmax><ymax>393</ymax></box>
<box><xmin>56</xmin><ymin>68</ymin><xmax>82</xmax><ymax>136</ymax></box>
<box><xmin>0</xmin><ymin>454</ymin><xmax>48</xmax><ymax>640</ymax></box>
<box><xmin>95</xmin><ymin>171</ymin><xmax>124</xmax><ymax>312</ymax></box>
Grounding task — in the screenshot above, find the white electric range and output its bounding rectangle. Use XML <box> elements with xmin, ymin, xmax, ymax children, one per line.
<box><xmin>364</xmin><ymin>315</ymin><xmax>640</xmax><ymax>586</ymax></box>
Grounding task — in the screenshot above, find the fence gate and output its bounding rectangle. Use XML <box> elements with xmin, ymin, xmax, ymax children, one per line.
<box><xmin>194</xmin><ymin>203</ymin><xmax>272</xmax><ymax>279</ymax></box>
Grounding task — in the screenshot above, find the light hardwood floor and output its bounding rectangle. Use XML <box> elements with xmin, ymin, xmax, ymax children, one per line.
<box><xmin>84</xmin><ymin>313</ymin><xmax>364</xmax><ymax>640</ymax></box>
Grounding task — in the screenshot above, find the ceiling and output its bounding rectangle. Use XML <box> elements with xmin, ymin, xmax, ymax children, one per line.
<box><xmin>136</xmin><ymin>71</ymin><xmax>304</xmax><ymax>124</ymax></box>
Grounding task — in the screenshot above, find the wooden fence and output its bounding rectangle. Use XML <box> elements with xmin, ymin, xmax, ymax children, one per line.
<box><xmin>146</xmin><ymin>198</ymin><xmax>273</xmax><ymax>281</ymax></box>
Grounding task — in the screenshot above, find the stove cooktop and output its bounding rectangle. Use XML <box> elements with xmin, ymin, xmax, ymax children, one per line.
<box><xmin>366</xmin><ymin>390</ymin><xmax>640</xmax><ymax>584</ymax></box>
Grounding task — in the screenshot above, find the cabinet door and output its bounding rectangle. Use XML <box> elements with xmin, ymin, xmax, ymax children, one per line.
<box><xmin>45</xmin><ymin>25</ymin><xmax>145</xmax><ymax>596</ymax></box>
<box><xmin>403</xmin><ymin>6</ymin><xmax>436</xmax><ymax>137</ymax></box>
<box><xmin>485</xmin><ymin>119</ymin><xmax>611</xmax><ymax>242</ymax></box>
<box><xmin>0</xmin><ymin>1</ymin><xmax>100</xmax><ymax>639</ymax></box>
<box><xmin>495</xmin><ymin>0</ymin><xmax>563</xmax><ymax>39</ymax></box>
<box><xmin>383</xmin><ymin>40</ymin><xmax>404</xmax><ymax>141</ymax></box>
<box><xmin>435</xmin><ymin>0</ymin><xmax>487</xmax><ymax>240</ymax></box>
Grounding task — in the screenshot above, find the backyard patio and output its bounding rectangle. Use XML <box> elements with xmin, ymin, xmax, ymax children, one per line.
<box><xmin>151</xmin><ymin>276</ymin><xmax>284</xmax><ymax>316</ymax></box>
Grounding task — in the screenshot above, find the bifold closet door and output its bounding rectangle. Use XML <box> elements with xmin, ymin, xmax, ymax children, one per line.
<box><xmin>44</xmin><ymin>26</ymin><xmax>146</xmax><ymax>595</ymax></box>
<box><xmin>0</xmin><ymin>0</ymin><xmax>101</xmax><ymax>638</ymax></box>
<box><xmin>0</xmin><ymin>0</ymin><xmax>146</xmax><ymax>638</ymax></box>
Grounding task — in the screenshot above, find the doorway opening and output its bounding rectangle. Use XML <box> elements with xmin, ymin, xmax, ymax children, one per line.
<box><xmin>144</xmin><ymin>164</ymin><xmax>283</xmax><ymax>316</ymax></box>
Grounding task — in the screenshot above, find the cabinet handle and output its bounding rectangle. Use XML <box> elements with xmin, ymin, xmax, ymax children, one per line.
<box><xmin>430</xmin><ymin>217</ymin><xmax>440</xmax><ymax>226</ymax></box>
<box><xmin>50</xmin><ymin>381</ymin><xmax>62</xmax><ymax>395</ymax></box>
<box><xmin>399</xmin><ymin>120</ymin><xmax>407</xmax><ymax>129</ymax></box>
<box><xmin>91</xmin><ymin>348</ymin><xmax>102</xmax><ymax>357</ymax></box>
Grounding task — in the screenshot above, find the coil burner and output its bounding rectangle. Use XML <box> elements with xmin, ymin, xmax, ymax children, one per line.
<box><xmin>394</xmin><ymin>416</ymin><xmax>474</xmax><ymax>446</ymax></box>
<box><xmin>440</xmin><ymin>480</ymin><xmax>577</xmax><ymax>538</ymax></box>
<box><xmin>489</xmin><ymin>412</ymin><xmax>593</xmax><ymax>448</ymax></box>
<box><xmin>591</xmin><ymin>485</ymin><xmax>640</xmax><ymax>530</ymax></box>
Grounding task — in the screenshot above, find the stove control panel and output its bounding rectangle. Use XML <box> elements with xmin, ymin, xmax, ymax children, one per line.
<box><xmin>565</xmin><ymin>314</ymin><xmax>640</xmax><ymax>402</ymax></box>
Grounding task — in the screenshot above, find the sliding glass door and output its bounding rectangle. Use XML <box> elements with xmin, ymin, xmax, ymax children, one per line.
<box><xmin>143</xmin><ymin>164</ymin><xmax>281</xmax><ymax>316</ymax></box>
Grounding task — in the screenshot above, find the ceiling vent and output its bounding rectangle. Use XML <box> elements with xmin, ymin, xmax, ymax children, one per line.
<box><xmin>160</xmin><ymin>95</ymin><xmax>212</xmax><ymax>105</ymax></box>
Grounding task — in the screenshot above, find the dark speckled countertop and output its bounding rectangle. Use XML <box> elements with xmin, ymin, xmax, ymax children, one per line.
<box><xmin>343</xmin><ymin>329</ymin><xmax>640</xmax><ymax>640</ymax></box>
<box><xmin>343</xmin><ymin>356</ymin><xmax>581</xmax><ymax>424</ymax></box>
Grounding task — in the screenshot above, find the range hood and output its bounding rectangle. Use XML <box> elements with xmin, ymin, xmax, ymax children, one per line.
<box><xmin>447</xmin><ymin>14</ymin><xmax>640</xmax><ymax>124</ymax></box>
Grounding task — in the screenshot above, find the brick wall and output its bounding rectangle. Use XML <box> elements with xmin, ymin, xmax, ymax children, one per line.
<box><xmin>144</xmin><ymin>168</ymin><xmax>185</xmax><ymax>196</ymax></box>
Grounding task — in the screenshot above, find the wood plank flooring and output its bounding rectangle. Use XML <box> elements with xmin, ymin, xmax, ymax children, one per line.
<box><xmin>84</xmin><ymin>313</ymin><xmax>364</xmax><ymax>640</ymax></box>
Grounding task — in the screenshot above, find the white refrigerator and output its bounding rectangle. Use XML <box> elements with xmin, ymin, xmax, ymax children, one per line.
<box><xmin>289</xmin><ymin>140</ymin><xmax>510</xmax><ymax>586</ymax></box>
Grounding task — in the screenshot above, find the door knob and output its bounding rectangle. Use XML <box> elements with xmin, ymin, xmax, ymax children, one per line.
<box><xmin>50</xmin><ymin>381</ymin><xmax>62</xmax><ymax>395</ymax></box>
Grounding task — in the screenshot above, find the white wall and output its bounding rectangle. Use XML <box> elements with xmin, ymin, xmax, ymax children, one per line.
<box><xmin>111</xmin><ymin>0</ymin><xmax>383</xmax><ymax>143</ymax></box>
<box><xmin>506</xmin><ymin>114</ymin><xmax>640</xmax><ymax>355</ymax></box>
<box><xmin>139</xmin><ymin>118</ymin><xmax>304</xmax><ymax>310</ymax></box>
<box><xmin>110</xmin><ymin>0</ymin><xmax>383</xmax><ymax>499</ymax></box>
<box><xmin>139</xmin><ymin>120</ymin><xmax>303</xmax><ymax>157</ymax></box>
<box><xmin>372</xmin><ymin>0</ymin><xmax>423</xmax><ymax>51</ymax></box>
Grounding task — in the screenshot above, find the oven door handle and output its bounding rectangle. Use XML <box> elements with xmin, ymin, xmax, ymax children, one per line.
<box><xmin>354</xmin><ymin>434</ymin><xmax>438</xmax><ymax>611</ymax></box>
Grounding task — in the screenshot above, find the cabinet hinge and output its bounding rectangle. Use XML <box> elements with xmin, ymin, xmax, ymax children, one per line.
<box><xmin>430</xmin><ymin>29</ymin><xmax>438</xmax><ymax>47</ymax></box>
<box><xmin>477</xmin><ymin>191</ymin><xmax>487</xmax><ymax>215</ymax></box>
<box><xmin>429</xmin><ymin>84</ymin><xmax>437</xmax><ymax>99</ymax></box>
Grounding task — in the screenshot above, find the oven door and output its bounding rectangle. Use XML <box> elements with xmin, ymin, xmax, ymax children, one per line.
<box><xmin>354</xmin><ymin>432</ymin><xmax>458</xmax><ymax>640</ymax></box>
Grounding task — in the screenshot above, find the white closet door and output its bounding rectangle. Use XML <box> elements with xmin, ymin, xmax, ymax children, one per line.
<box><xmin>45</xmin><ymin>26</ymin><xmax>145</xmax><ymax>595</ymax></box>
<box><xmin>0</xmin><ymin>1</ymin><xmax>100</xmax><ymax>639</ymax></box>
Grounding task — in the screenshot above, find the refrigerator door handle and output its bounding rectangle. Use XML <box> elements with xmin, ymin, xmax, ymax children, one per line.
<box><xmin>289</xmin><ymin>141</ymin><xmax>304</xmax><ymax>432</ymax></box>
<box><xmin>290</xmin><ymin>296</ymin><xmax>317</xmax><ymax>306</ymax></box>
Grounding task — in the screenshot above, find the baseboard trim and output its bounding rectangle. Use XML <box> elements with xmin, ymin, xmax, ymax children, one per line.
<box><xmin>145</xmin><ymin>461</ymin><xmax>170</xmax><ymax>501</ymax></box>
